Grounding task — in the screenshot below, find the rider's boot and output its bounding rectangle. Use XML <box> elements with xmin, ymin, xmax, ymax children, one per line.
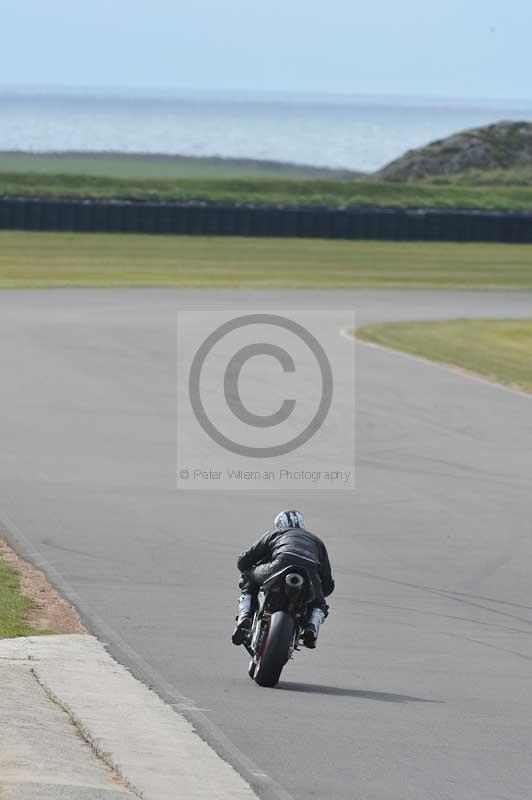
<box><xmin>302</xmin><ymin>608</ymin><xmax>326</xmax><ymax>649</ymax></box>
<box><xmin>231</xmin><ymin>594</ymin><xmax>255</xmax><ymax>646</ymax></box>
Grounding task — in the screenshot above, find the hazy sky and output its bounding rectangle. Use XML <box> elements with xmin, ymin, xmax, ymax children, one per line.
<box><xmin>2</xmin><ymin>0</ymin><xmax>531</xmax><ymax>100</ymax></box>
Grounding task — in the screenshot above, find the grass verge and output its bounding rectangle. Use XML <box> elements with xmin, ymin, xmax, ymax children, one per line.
<box><xmin>356</xmin><ymin>319</ymin><xmax>532</xmax><ymax>392</ymax></box>
<box><xmin>0</xmin><ymin>538</ymin><xmax>42</xmax><ymax>638</ymax></box>
<box><xmin>1</xmin><ymin>231</ymin><xmax>532</xmax><ymax>289</ymax></box>
<box><xmin>2</xmin><ymin>171</ymin><xmax>532</xmax><ymax>211</ymax></box>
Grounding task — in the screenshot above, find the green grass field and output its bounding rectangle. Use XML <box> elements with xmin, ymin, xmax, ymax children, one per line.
<box><xmin>2</xmin><ymin>171</ymin><xmax>532</xmax><ymax>211</ymax></box>
<box><xmin>356</xmin><ymin>319</ymin><xmax>532</xmax><ymax>392</ymax></box>
<box><xmin>1</xmin><ymin>231</ymin><xmax>532</xmax><ymax>288</ymax></box>
<box><xmin>0</xmin><ymin>542</ymin><xmax>41</xmax><ymax>638</ymax></box>
<box><xmin>0</xmin><ymin>152</ymin><xmax>358</xmax><ymax>181</ymax></box>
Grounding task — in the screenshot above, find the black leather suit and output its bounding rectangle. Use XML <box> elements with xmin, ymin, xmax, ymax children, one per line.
<box><xmin>237</xmin><ymin>526</ymin><xmax>334</xmax><ymax>613</ymax></box>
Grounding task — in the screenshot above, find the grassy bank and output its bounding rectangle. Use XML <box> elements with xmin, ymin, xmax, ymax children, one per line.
<box><xmin>425</xmin><ymin>166</ymin><xmax>532</xmax><ymax>187</ymax></box>
<box><xmin>1</xmin><ymin>231</ymin><xmax>532</xmax><ymax>288</ymax></box>
<box><xmin>0</xmin><ymin>542</ymin><xmax>40</xmax><ymax>638</ymax></box>
<box><xmin>356</xmin><ymin>319</ymin><xmax>532</xmax><ymax>392</ymax></box>
<box><xmin>2</xmin><ymin>171</ymin><xmax>532</xmax><ymax>211</ymax></box>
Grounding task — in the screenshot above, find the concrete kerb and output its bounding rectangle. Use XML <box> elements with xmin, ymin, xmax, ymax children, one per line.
<box><xmin>0</xmin><ymin>635</ymin><xmax>259</xmax><ymax>800</ymax></box>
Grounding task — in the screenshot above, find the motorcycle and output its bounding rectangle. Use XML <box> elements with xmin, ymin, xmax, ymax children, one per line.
<box><xmin>242</xmin><ymin>565</ymin><xmax>317</xmax><ymax>688</ymax></box>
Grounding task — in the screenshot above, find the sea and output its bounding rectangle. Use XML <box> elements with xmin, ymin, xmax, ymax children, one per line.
<box><xmin>2</xmin><ymin>89</ymin><xmax>532</xmax><ymax>172</ymax></box>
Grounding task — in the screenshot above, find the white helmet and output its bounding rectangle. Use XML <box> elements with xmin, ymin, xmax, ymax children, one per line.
<box><xmin>274</xmin><ymin>510</ymin><xmax>305</xmax><ymax>530</ymax></box>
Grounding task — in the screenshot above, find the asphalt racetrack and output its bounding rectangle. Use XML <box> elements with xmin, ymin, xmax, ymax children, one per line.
<box><xmin>2</xmin><ymin>289</ymin><xmax>532</xmax><ymax>800</ymax></box>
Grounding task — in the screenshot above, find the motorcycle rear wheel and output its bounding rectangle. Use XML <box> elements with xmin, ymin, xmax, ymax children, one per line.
<box><xmin>254</xmin><ymin>611</ymin><xmax>295</xmax><ymax>688</ymax></box>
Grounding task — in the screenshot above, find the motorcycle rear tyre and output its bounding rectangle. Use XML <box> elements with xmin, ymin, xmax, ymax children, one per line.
<box><xmin>254</xmin><ymin>611</ymin><xmax>295</xmax><ymax>688</ymax></box>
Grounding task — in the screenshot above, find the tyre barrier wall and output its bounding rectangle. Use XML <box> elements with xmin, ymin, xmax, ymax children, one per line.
<box><xmin>1</xmin><ymin>197</ymin><xmax>532</xmax><ymax>243</ymax></box>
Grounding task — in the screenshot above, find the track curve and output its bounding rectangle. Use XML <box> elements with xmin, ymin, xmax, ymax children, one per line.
<box><xmin>1</xmin><ymin>289</ymin><xmax>532</xmax><ymax>800</ymax></box>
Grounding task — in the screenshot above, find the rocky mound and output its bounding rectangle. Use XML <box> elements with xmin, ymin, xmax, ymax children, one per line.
<box><xmin>375</xmin><ymin>121</ymin><xmax>532</xmax><ymax>182</ymax></box>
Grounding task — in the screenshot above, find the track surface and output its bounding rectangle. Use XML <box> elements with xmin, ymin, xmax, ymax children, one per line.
<box><xmin>2</xmin><ymin>289</ymin><xmax>532</xmax><ymax>800</ymax></box>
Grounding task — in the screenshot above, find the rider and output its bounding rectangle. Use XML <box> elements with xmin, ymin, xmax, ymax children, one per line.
<box><xmin>231</xmin><ymin>510</ymin><xmax>335</xmax><ymax>649</ymax></box>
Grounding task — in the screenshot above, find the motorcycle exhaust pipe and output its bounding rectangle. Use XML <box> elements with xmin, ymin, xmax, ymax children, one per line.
<box><xmin>285</xmin><ymin>572</ymin><xmax>304</xmax><ymax>598</ymax></box>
